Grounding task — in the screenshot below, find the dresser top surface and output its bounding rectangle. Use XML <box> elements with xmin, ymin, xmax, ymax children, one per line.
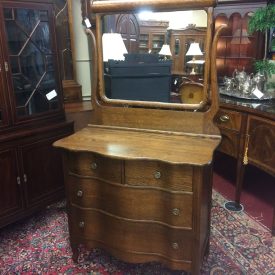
<box><xmin>54</xmin><ymin>125</ymin><xmax>221</xmax><ymax>165</ymax></box>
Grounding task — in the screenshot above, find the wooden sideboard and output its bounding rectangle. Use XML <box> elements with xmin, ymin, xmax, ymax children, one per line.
<box><xmin>215</xmin><ymin>96</ymin><xmax>275</xmax><ymax>234</ymax></box>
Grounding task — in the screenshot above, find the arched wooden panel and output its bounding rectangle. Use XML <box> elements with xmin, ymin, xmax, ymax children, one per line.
<box><xmin>116</xmin><ymin>14</ymin><xmax>139</xmax><ymax>53</ymax></box>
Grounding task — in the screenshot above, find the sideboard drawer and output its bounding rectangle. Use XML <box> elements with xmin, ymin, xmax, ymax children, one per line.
<box><xmin>218</xmin><ymin>128</ymin><xmax>240</xmax><ymax>158</ymax></box>
<box><xmin>69</xmin><ymin>206</ymin><xmax>193</xmax><ymax>262</ymax></box>
<box><xmin>67</xmin><ymin>152</ymin><xmax>122</xmax><ymax>182</ymax></box>
<box><xmin>125</xmin><ymin>160</ymin><xmax>193</xmax><ymax>192</ymax></box>
<box><xmin>247</xmin><ymin>115</ymin><xmax>275</xmax><ymax>175</ymax></box>
<box><xmin>68</xmin><ymin>176</ymin><xmax>193</xmax><ymax>228</ymax></box>
<box><xmin>215</xmin><ymin>109</ymin><xmax>242</xmax><ymax>131</ymax></box>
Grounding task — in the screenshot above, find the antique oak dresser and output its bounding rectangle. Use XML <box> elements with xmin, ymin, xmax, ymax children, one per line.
<box><xmin>54</xmin><ymin>0</ymin><xmax>224</xmax><ymax>274</ymax></box>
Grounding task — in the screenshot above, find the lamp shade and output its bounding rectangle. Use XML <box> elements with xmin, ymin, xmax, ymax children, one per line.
<box><xmin>186</xmin><ymin>42</ymin><xmax>203</xmax><ymax>56</ymax></box>
<box><xmin>102</xmin><ymin>33</ymin><xmax>128</xmax><ymax>62</ymax></box>
<box><xmin>159</xmin><ymin>44</ymin><xmax>172</xmax><ymax>56</ymax></box>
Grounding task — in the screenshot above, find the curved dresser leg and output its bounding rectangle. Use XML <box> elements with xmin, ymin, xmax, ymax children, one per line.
<box><xmin>71</xmin><ymin>243</ymin><xmax>79</xmax><ymax>263</ymax></box>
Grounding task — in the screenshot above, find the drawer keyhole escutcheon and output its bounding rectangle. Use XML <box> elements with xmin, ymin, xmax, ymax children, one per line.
<box><xmin>172</xmin><ymin>242</ymin><xmax>179</xmax><ymax>250</ymax></box>
<box><xmin>77</xmin><ymin>190</ymin><xmax>83</xmax><ymax>197</ymax></box>
<box><xmin>172</xmin><ymin>208</ymin><xmax>180</xmax><ymax>216</ymax></box>
<box><xmin>154</xmin><ymin>171</ymin><xmax>161</xmax><ymax>179</ymax></box>
<box><xmin>91</xmin><ymin>162</ymin><xmax>97</xmax><ymax>170</ymax></box>
<box><xmin>79</xmin><ymin>221</ymin><xmax>85</xmax><ymax>228</ymax></box>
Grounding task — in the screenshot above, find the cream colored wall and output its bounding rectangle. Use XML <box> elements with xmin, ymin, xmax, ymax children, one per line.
<box><xmin>71</xmin><ymin>0</ymin><xmax>92</xmax><ymax>100</ymax></box>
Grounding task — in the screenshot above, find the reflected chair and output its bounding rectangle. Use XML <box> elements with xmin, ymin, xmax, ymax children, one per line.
<box><xmin>179</xmin><ymin>81</ymin><xmax>204</xmax><ymax>104</ymax></box>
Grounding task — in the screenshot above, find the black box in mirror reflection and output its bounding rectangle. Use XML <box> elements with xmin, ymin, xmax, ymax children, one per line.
<box><xmin>104</xmin><ymin>54</ymin><xmax>172</xmax><ymax>102</ymax></box>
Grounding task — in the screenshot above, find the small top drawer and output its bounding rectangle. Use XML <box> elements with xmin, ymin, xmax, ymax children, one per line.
<box><xmin>125</xmin><ymin>160</ymin><xmax>193</xmax><ymax>192</ymax></box>
<box><xmin>67</xmin><ymin>152</ymin><xmax>122</xmax><ymax>182</ymax></box>
<box><xmin>215</xmin><ymin>109</ymin><xmax>242</xmax><ymax>131</ymax></box>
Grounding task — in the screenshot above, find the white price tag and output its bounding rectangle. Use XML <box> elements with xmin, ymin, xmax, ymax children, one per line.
<box><xmin>46</xmin><ymin>90</ymin><xmax>57</xmax><ymax>101</ymax></box>
<box><xmin>252</xmin><ymin>87</ymin><xmax>264</xmax><ymax>99</ymax></box>
<box><xmin>84</xmin><ymin>18</ymin><xmax>92</xmax><ymax>28</ymax></box>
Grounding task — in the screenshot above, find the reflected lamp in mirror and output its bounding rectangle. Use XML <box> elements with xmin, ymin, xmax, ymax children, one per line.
<box><xmin>102</xmin><ymin>33</ymin><xmax>128</xmax><ymax>62</ymax></box>
<box><xmin>231</xmin><ymin>29</ymin><xmax>251</xmax><ymax>45</ymax></box>
<box><xmin>159</xmin><ymin>44</ymin><xmax>172</xmax><ymax>60</ymax></box>
<box><xmin>186</xmin><ymin>42</ymin><xmax>204</xmax><ymax>75</ymax></box>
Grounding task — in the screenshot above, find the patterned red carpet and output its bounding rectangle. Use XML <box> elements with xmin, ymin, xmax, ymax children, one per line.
<box><xmin>0</xmin><ymin>191</ymin><xmax>274</xmax><ymax>274</ymax></box>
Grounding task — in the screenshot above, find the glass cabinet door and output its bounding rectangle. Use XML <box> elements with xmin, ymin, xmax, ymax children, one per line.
<box><xmin>2</xmin><ymin>3</ymin><xmax>61</xmax><ymax>119</ymax></box>
<box><xmin>0</xmin><ymin>45</ymin><xmax>9</xmax><ymax>128</ymax></box>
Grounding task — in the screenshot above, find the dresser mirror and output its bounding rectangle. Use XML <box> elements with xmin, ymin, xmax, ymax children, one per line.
<box><xmin>95</xmin><ymin>8</ymin><xmax>212</xmax><ymax>110</ymax></box>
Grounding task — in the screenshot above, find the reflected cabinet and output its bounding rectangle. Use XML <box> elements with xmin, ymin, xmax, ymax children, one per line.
<box><xmin>169</xmin><ymin>26</ymin><xmax>206</xmax><ymax>75</ymax></box>
<box><xmin>0</xmin><ymin>0</ymin><xmax>73</xmax><ymax>228</ymax></box>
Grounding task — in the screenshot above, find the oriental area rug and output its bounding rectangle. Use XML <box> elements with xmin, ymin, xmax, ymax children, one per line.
<box><xmin>0</xmin><ymin>190</ymin><xmax>274</xmax><ymax>274</ymax></box>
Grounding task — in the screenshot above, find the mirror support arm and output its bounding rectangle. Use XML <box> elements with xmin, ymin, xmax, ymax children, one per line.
<box><xmin>203</xmin><ymin>23</ymin><xmax>227</xmax><ymax>134</ymax></box>
<box><xmin>210</xmin><ymin>24</ymin><xmax>227</xmax><ymax>114</ymax></box>
<box><xmin>85</xmin><ymin>28</ymin><xmax>98</xmax><ymax>107</ymax></box>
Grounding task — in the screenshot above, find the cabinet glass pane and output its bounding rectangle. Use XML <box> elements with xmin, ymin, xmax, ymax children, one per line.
<box><xmin>3</xmin><ymin>7</ymin><xmax>60</xmax><ymax>118</ymax></box>
<box><xmin>0</xmin><ymin>59</ymin><xmax>8</xmax><ymax>126</ymax></box>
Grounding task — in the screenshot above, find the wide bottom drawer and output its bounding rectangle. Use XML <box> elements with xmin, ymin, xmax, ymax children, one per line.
<box><xmin>69</xmin><ymin>205</ymin><xmax>193</xmax><ymax>262</ymax></box>
<box><xmin>68</xmin><ymin>176</ymin><xmax>193</xmax><ymax>228</ymax></box>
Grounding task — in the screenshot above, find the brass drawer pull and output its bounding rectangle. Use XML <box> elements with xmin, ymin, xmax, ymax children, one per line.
<box><xmin>219</xmin><ymin>114</ymin><xmax>230</xmax><ymax>122</ymax></box>
<box><xmin>91</xmin><ymin>162</ymin><xmax>97</xmax><ymax>170</ymax></box>
<box><xmin>154</xmin><ymin>171</ymin><xmax>161</xmax><ymax>179</ymax></box>
<box><xmin>79</xmin><ymin>221</ymin><xmax>85</xmax><ymax>228</ymax></box>
<box><xmin>77</xmin><ymin>190</ymin><xmax>83</xmax><ymax>197</ymax></box>
<box><xmin>172</xmin><ymin>208</ymin><xmax>180</xmax><ymax>216</ymax></box>
<box><xmin>172</xmin><ymin>242</ymin><xmax>179</xmax><ymax>250</ymax></box>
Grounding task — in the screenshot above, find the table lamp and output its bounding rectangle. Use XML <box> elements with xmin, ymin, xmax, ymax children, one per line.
<box><xmin>186</xmin><ymin>42</ymin><xmax>204</xmax><ymax>75</ymax></box>
<box><xmin>159</xmin><ymin>44</ymin><xmax>172</xmax><ymax>60</ymax></box>
<box><xmin>102</xmin><ymin>33</ymin><xmax>128</xmax><ymax>62</ymax></box>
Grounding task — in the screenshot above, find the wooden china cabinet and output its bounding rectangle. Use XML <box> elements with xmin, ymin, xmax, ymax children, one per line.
<box><xmin>54</xmin><ymin>0</ymin><xmax>224</xmax><ymax>274</ymax></box>
<box><xmin>214</xmin><ymin>0</ymin><xmax>266</xmax><ymax>82</ymax></box>
<box><xmin>0</xmin><ymin>0</ymin><xmax>73</xmax><ymax>228</ymax></box>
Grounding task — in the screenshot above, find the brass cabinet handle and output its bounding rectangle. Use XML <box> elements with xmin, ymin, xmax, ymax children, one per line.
<box><xmin>154</xmin><ymin>171</ymin><xmax>161</xmax><ymax>179</ymax></box>
<box><xmin>172</xmin><ymin>242</ymin><xmax>179</xmax><ymax>250</ymax></box>
<box><xmin>172</xmin><ymin>208</ymin><xmax>180</xmax><ymax>216</ymax></box>
<box><xmin>79</xmin><ymin>221</ymin><xmax>85</xmax><ymax>228</ymax></box>
<box><xmin>77</xmin><ymin>190</ymin><xmax>83</xmax><ymax>197</ymax></box>
<box><xmin>91</xmin><ymin>162</ymin><xmax>97</xmax><ymax>170</ymax></box>
<box><xmin>219</xmin><ymin>114</ymin><xmax>230</xmax><ymax>122</ymax></box>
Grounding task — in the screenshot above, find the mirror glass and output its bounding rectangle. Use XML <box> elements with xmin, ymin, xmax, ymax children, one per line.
<box><xmin>101</xmin><ymin>10</ymin><xmax>207</xmax><ymax>105</ymax></box>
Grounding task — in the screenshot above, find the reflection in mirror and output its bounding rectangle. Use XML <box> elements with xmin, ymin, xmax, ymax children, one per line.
<box><xmin>102</xmin><ymin>10</ymin><xmax>207</xmax><ymax>104</ymax></box>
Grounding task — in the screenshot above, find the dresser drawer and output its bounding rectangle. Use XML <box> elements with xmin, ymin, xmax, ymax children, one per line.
<box><xmin>125</xmin><ymin>160</ymin><xmax>193</xmax><ymax>192</ymax></box>
<box><xmin>215</xmin><ymin>109</ymin><xmax>242</xmax><ymax>131</ymax></box>
<box><xmin>68</xmin><ymin>176</ymin><xmax>193</xmax><ymax>228</ymax></box>
<box><xmin>69</xmin><ymin>206</ymin><xmax>193</xmax><ymax>261</ymax></box>
<box><xmin>67</xmin><ymin>152</ymin><xmax>122</xmax><ymax>182</ymax></box>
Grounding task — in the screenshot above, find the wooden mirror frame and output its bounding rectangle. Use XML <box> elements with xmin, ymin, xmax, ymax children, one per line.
<box><xmin>88</xmin><ymin>0</ymin><xmax>217</xmax><ymax>110</ymax></box>
<box><xmin>83</xmin><ymin>0</ymin><xmax>225</xmax><ymax>136</ymax></box>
